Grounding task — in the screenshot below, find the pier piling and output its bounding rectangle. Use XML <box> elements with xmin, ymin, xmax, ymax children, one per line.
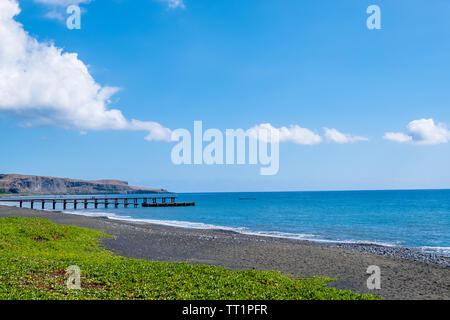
<box><xmin>0</xmin><ymin>195</ymin><xmax>193</xmax><ymax>210</ymax></box>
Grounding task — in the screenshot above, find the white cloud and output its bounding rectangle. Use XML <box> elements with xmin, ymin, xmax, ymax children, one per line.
<box><xmin>43</xmin><ymin>10</ymin><xmax>64</xmax><ymax>21</ymax></box>
<box><xmin>0</xmin><ymin>0</ymin><xmax>367</xmax><ymax>148</ymax></box>
<box><xmin>324</xmin><ymin>128</ymin><xmax>368</xmax><ymax>144</ymax></box>
<box><xmin>36</xmin><ymin>0</ymin><xmax>184</xmax><ymax>21</ymax></box>
<box><xmin>165</xmin><ymin>0</ymin><xmax>185</xmax><ymax>9</ymax></box>
<box><xmin>0</xmin><ymin>0</ymin><xmax>172</xmax><ymax>141</ymax></box>
<box><xmin>383</xmin><ymin>118</ymin><xmax>450</xmax><ymax>145</ymax></box>
<box><xmin>35</xmin><ymin>0</ymin><xmax>185</xmax><ymax>10</ymax></box>
<box><xmin>383</xmin><ymin>132</ymin><xmax>412</xmax><ymax>143</ymax></box>
<box><xmin>248</xmin><ymin>123</ymin><xmax>323</xmax><ymax>145</ymax></box>
<box><xmin>247</xmin><ymin>124</ymin><xmax>370</xmax><ymax>146</ymax></box>
<box><xmin>32</xmin><ymin>0</ymin><xmax>91</xmax><ymax>21</ymax></box>
<box><xmin>34</xmin><ymin>0</ymin><xmax>91</xmax><ymax>6</ymax></box>
<box><xmin>129</xmin><ymin>119</ymin><xmax>173</xmax><ymax>142</ymax></box>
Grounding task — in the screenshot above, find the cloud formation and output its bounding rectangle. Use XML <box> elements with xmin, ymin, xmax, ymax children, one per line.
<box><xmin>383</xmin><ymin>118</ymin><xmax>450</xmax><ymax>145</ymax></box>
<box><xmin>0</xmin><ymin>0</ymin><xmax>172</xmax><ymax>141</ymax></box>
<box><xmin>248</xmin><ymin>124</ymin><xmax>367</xmax><ymax>145</ymax></box>
<box><xmin>34</xmin><ymin>0</ymin><xmax>184</xmax><ymax>10</ymax></box>
<box><xmin>248</xmin><ymin>123</ymin><xmax>322</xmax><ymax>145</ymax></box>
<box><xmin>164</xmin><ymin>0</ymin><xmax>185</xmax><ymax>9</ymax></box>
<box><xmin>35</xmin><ymin>0</ymin><xmax>184</xmax><ymax>21</ymax></box>
<box><xmin>383</xmin><ymin>132</ymin><xmax>412</xmax><ymax>144</ymax></box>
<box><xmin>34</xmin><ymin>0</ymin><xmax>92</xmax><ymax>21</ymax></box>
<box><xmin>43</xmin><ymin>10</ymin><xmax>64</xmax><ymax>21</ymax></box>
<box><xmin>324</xmin><ymin>128</ymin><xmax>368</xmax><ymax>144</ymax></box>
<box><xmin>0</xmin><ymin>0</ymin><xmax>369</xmax><ymax>147</ymax></box>
<box><xmin>34</xmin><ymin>0</ymin><xmax>91</xmax><ymax>5</ymax></box>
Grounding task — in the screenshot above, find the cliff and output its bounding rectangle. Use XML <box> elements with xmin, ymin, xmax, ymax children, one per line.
<box><xmin>0</xmin><ymin>174</ymin><xmax>167</xmax><ymax>195</ymax></box>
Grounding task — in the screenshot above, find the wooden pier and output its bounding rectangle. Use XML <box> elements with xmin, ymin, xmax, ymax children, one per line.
<box><xmin>0</xmin><ymin>196</ymin><xmax>195</xmax><ymax>210</ymax></box>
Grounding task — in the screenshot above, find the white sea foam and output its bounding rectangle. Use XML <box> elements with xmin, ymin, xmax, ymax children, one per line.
<box><xmin>3</xmin><ymin>202</ymin><xmax>446</xmax><ymax>256</ymax></box>
<box><xmin>420</xmin><ymin>246</ymin><xmax>450</xmax><ymax>256</ymax></box>
<box><xmin>64</xmin><ymin>210</ymin><xmax>132</xmax><ymax>220</ymax></box>
<box><xmin>62</xmin><ymin>209</ymin><xmax>398</xmax><ymax>247</ymax></box>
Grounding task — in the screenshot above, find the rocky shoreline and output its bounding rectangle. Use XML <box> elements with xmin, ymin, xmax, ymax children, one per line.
<box><xmin>330</xmin><ymin>243</ymin><xmax>449</xmax><ymax>267</ymax></box>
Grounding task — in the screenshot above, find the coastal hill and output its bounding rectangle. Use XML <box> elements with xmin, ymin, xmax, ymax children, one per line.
<box><xmin>0</xmin><ymin>174</ymin><xmax>167</xmax><ymax>195</ymax></box>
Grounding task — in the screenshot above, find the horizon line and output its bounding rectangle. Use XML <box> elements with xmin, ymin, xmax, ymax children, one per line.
<box><xmin>173</xmin><ymin>187</ymin><xmax>450</xmax><ymax>194</ymax></box>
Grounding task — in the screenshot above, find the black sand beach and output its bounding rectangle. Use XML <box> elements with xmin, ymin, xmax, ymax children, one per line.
<box><xmin>0</xmin><ymin>205</ymin><xmax>448</xmax><ymax>300</ymax></box>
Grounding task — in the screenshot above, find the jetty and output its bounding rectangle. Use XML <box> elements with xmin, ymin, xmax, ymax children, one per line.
<box><xmin>0</xmin><ymin>196</ymin><xmax>195</xmax><ymax>210</ymax></box>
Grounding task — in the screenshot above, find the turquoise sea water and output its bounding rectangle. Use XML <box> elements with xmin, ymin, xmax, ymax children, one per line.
<box><xmin>5</xmin><ymin>190</ymin><xmax>450</xmax><ymax>256</ymax></box>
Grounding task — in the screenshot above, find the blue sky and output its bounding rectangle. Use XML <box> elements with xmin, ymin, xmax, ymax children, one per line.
<box><xmin>1</xmin><ymin>0</ymin><xmax>450</xmax><ymax>192</ymax></box>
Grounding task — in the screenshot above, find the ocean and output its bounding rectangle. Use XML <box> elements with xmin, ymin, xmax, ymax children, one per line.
<box><xmin>4</xmin><ymin>190</ymin><xmax>450</xmax><ymax>257</ymax></box>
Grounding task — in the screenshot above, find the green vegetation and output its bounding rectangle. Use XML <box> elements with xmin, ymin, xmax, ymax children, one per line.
<box><xmin>0</xmin><ymin>217</ymin><xmax>378</xmax><ymax>300</ymax></box>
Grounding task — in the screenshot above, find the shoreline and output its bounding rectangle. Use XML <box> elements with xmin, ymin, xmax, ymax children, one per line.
<box><xmin>0</xmin><ymin>205</ymin><xmax>449</xmax><ymax>299</ymax></box>
<box><xmin>28</xmin><ymin>205</ymin><xmax>450</xmax><ymax>265</ymax></box>
<box><xmin>2</xmin><ymin>193</ymin><xmax>449</xmax><ymax>260</ymax></box>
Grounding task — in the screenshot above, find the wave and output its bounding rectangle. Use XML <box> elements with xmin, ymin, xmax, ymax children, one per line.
<box><xmin>63</xmin><ymin>209</ymin><xmax>317</xmax><ymax>239</ymax></box>
<box><xmin>3</xmin><ymin>201</ymin><xmax>447</xmax><ymax>257</ymax></box>
<box><xmin>62</xmin><ymin>209</ymin><xmax>401</xmax><ymax>248</ymax></box>
<box><xmin>420</xmin><ymin>246</ymin><xmax>450</xmax><ymax>256</ymax></box>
